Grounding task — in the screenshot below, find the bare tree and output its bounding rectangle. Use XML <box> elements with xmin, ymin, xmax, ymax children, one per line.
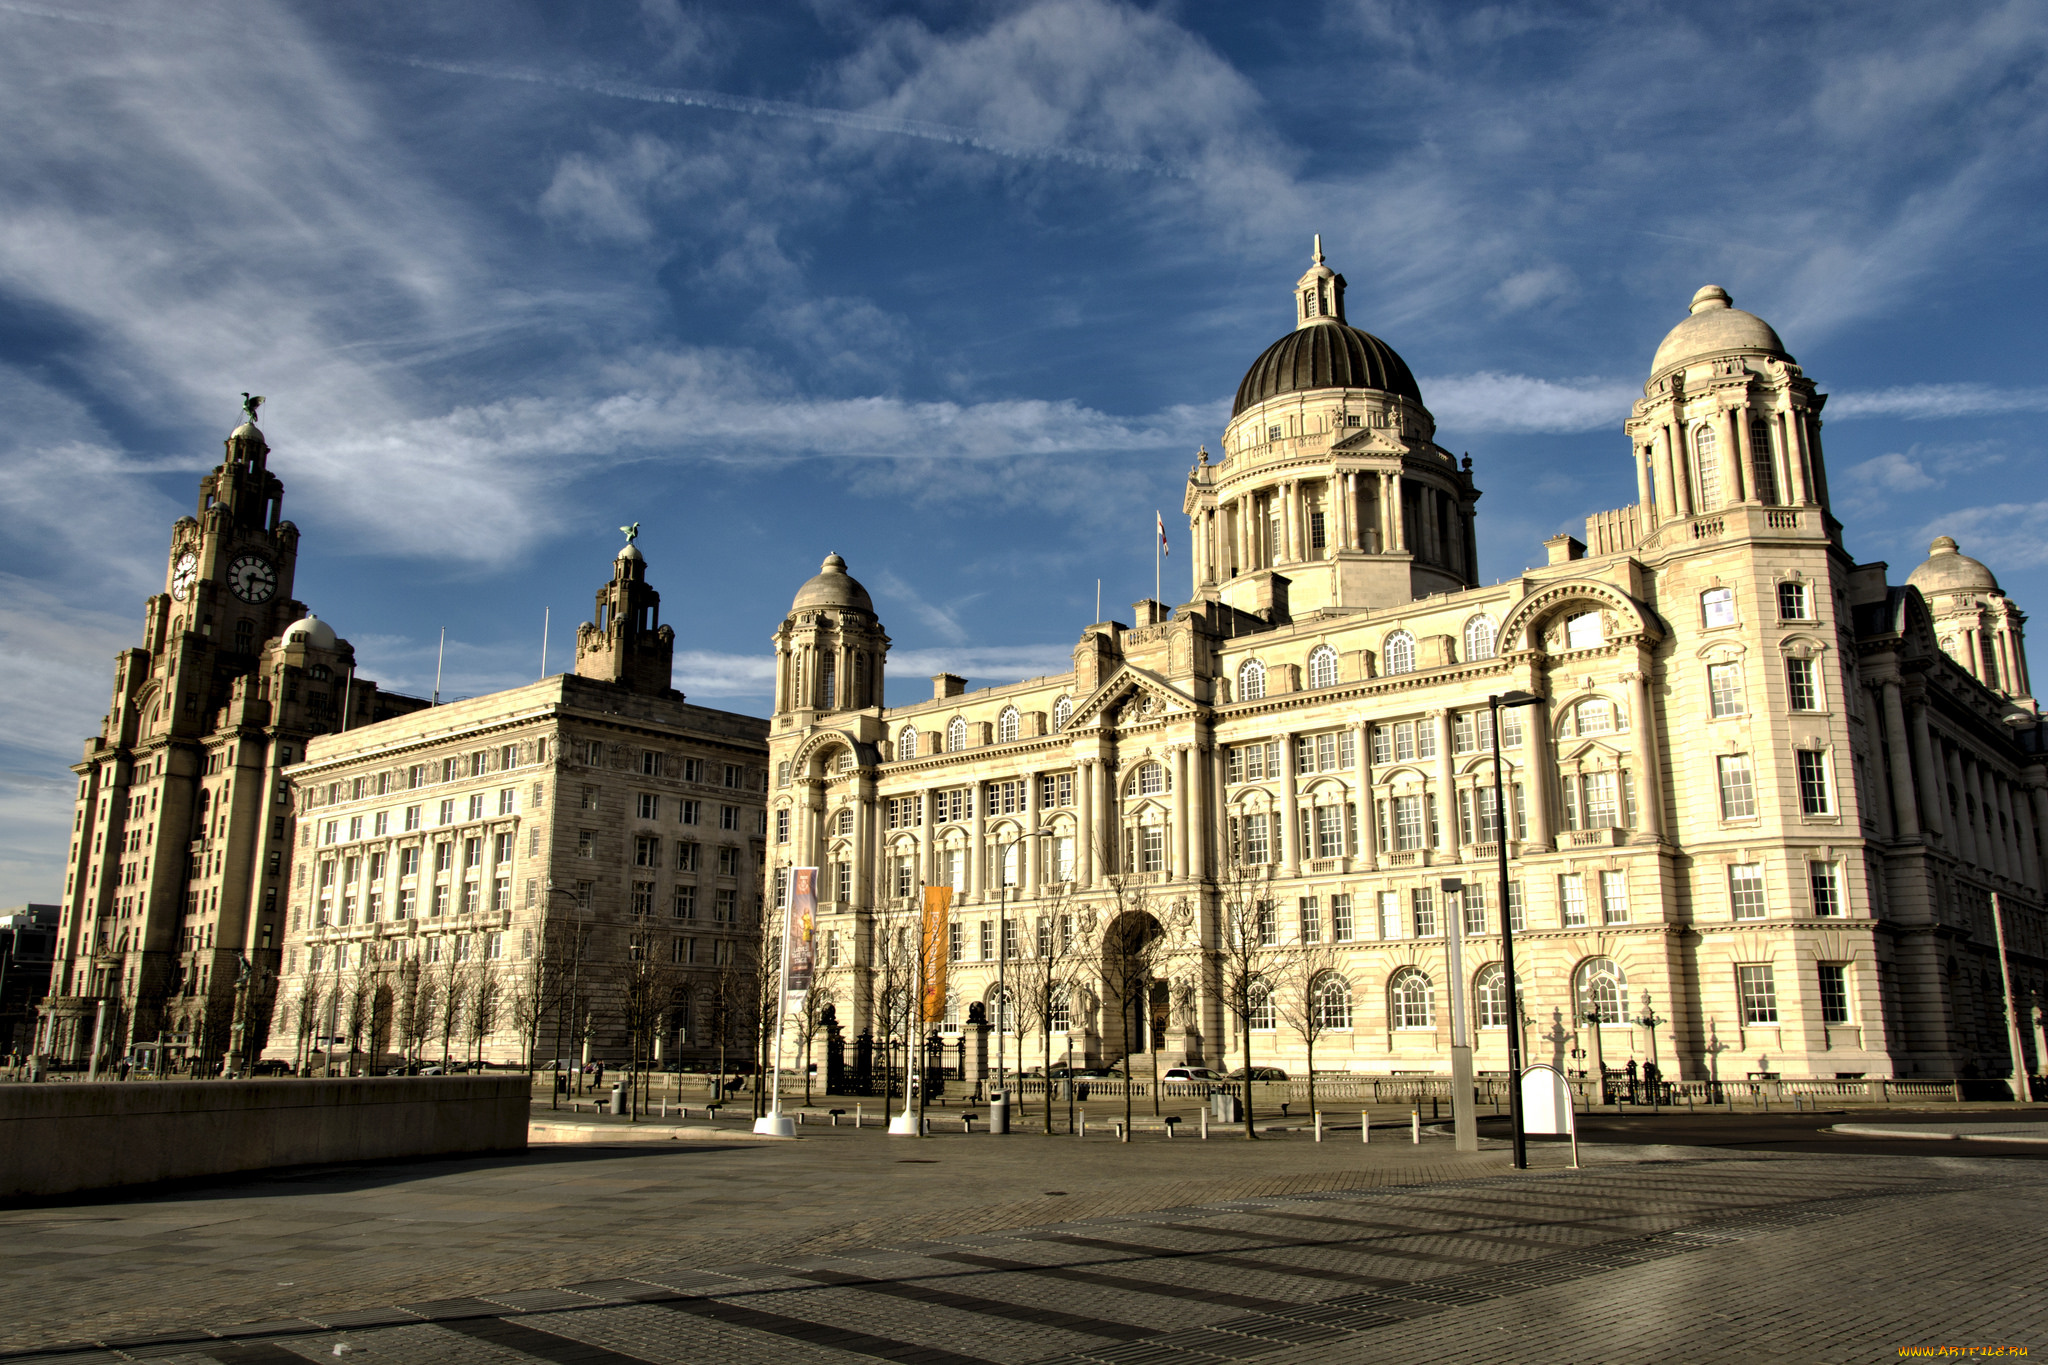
<box><xmin>794</xmin><ymin>983</ymin><xmax>832</xmax><ymax>1106</ymax></box>
<box><xmin>465</xmin><ymin>960</ymin><xmax>501</xmax><ymax>1067</ymax></box>
<box><xmin>1276</xmin><ymin>924</ymin><xmax>1344</xmax><ymax>1120</ymax></box>
<box><xmin>395</xmin><ymin>956</ymin><xmax>437</xmax><ymax>1070</ymax></box>
<box><xmin>433</xmin><ymin>951</ymin><xmax>467</xmax><ymax>1069</ymax></box>
<box><xmin>343</xmin><ymin>950</ymin><xmax>378</xmax><ymax>1076</ymax></box>
<box><xmin>1097</xmin><ymin>863</ymin><xmax>1159</xmax><ymax>1137</ymax></box>
<box><xmin>1214</xmin><ymin>848</ymin><xmax>1279</xmax><ymax>1139</ymax></box>
<box><xmin>1012</xmin><ymin>879</ymin><xmax>1096</xmax><ymax>1132</ymax></box>
<box><xmin>619</xmin><ymin>938</ymin><xmax>684</xmax><ymax>1118</ymax></box>
<box><xmin>290</xmin><ymin>979</ymin><xmax>323</xmax><ymax>1074</ymax></box>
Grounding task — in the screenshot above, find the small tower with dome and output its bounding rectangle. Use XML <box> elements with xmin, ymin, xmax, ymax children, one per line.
<box><xmin>772</xmin><ymin>553</ymin><xmax>889</xmax><ymax>719</ymax></box>
<box><xmin>575</xmin><ymin>525</ymin><xmax>678</xmax><ymax>697</ymax></box>
<box><xmin>1909</xmin><ymin>535</ymin><xmax>2032</xmax><ymax>701</ymax></box>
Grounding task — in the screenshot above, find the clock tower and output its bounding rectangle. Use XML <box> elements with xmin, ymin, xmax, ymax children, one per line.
<box><xmin>39</xmin><ymin>400</ymin><xmax>429</xmax><ymax>1074</ymax></box>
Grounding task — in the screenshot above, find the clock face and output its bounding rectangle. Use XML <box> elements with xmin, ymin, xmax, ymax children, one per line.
<box><xmin>170</xmin><ymin>551</ymin><xmax>197</xmax><ymax>602</ymax></box>
<box><xmin>228</xmin><ymin>553</ymin><xmax>277</xmax><ymax>604</ymax></box>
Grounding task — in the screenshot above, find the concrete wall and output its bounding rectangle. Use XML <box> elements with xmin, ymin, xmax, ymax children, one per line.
<box><xmin>0</xmin><ymin>1075</ymin><xmax>529</xmax><ymax>1199</ymax></box>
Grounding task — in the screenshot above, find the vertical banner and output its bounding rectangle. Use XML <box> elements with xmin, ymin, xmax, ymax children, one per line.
<box><xmin>920</xmin><ymin>885</ymin><xmax>953</xmax><ymax>1024</ymax></box>
<box><xmin>785</xmin><ymin>867</ymin><xmax>818</xmax><ymax>1006</ymax></box>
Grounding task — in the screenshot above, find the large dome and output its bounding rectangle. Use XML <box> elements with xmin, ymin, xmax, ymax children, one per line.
<box><xmin>1908</xmin><ymin>536</ymin><xmax>2000</xmax><ymax>598</ymax></box>
<box><xmin>1232</xmin><ymin>321</ymin><xmax>1422</xmax><ymax>416</ymax></box>
<box><xmin>1650</xmin><ymin>285</ymin><xmax>1790</xmax><ymax>378</ymax></box>
<box><xmin>792</xmin><ymin>553</ymin><xmax>874</xmax><ymax>613</ymax></box>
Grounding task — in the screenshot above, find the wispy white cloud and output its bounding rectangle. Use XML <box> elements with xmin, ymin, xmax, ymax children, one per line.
<box><xmin>1422</xmin><ymin>372</ymin><xmax>1636</xmax><ymax>434</ymax></box>
<box><xmin>1915</xmin><ymin>501</ymin><xmax>2048</xmax><ymax>571</ymax></box>
<box><xmin>1825</xmin><ymin>384</ymin><xmax>2048</xmax><ymax>421</ymax></box>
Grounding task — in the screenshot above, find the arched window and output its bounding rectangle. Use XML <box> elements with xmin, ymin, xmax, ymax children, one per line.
<box><xmin>835</xmin><ymin>808</ymin><xmax>853</xmax><ymax>836</ymax></box>
<box><xmin>1247</xmin><ymin>980</ymin><xmax>1276</xmax><ymax>1031</ymax></box>
<box><xmin>946</xmin><ymin>717</ymin><xmax>967</xmax><ymax>752</ymax></box>
<box><xmin>896</xmin><ymin>729</ymin><xmax>917</xmax><ymax>761</ymax></box>
<box><xmin>1308</xmin><ymin>645</ymin><xmax>1339</xmax><ymax>688</ymax></box>
<box><xmin>1383</xmin><ymin>631</ymin><xmax>1416</xmax><ymax>675</ymax></box>
<box><xmin>1312</xmin><ymin>973</ymin><xmax>1352</xmax><ymax>1030</ymax></box>
<box><xmin>997</xmin><ymin>707</ymin><xmax>1020</xmax><ymax>743</ymax></box>
<box><xmin>1053</xmin><ymin>696</ymin><xmax>1073</xmax><ymax>731</ymax></box>
<box><xmin>1574</xmin><ymin>958</ymin><xmax>1628</xmax><ymax>1024</ymax></box>
<box><xmin>1692</xmin><ymin>424</ymin><xmax>1722</xmax><ymax>510</ymax></box>
<box><xmin>1572</xmin><ymin>698</ymin><xmax>1616</xmax><ymax>736</ymax></box>
<box><xmin>1749</xmin><ymin>419</ymin><xmax>1778</xmax><ymax>504</ymax></box>
<box><xmin>1130</xmin><ymin>761</ymin><xmax>1168</xmax><ymax>796</ymax></box>
<box><xmin>1238</xmin><ymin>659</ymin><xmax>1266</xmax><ymax>700</ymax></box>
<box><xmin>1473</xmin><ymin>964</ymin><xmax>1509</xmax><ymax>1029</ymax></box>
<box><xmin>1701</xmin><ymin>587</ymin><xmax>1736</xmax><ymax>629</ymax></box>
<box><xmin>1390</xmin><ymin>968</ymin><xmax>1435</xmax><ymax>1029</ymax></box>
<box><xmin>1463</xmin><ymin>615</ymin><xmax>1496</xmax><ymax>661</ymax></box>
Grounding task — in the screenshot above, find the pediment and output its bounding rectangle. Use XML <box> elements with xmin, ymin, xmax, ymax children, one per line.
<box><xmin>1331</xmin><ymin>427</ymin><xmax>1408</xmax><ymax>455</ymax></box>
<box><xmin>1069</xmin><ymin>664</ymin><xmax>1198</xmax><ymax>729</ymax></box>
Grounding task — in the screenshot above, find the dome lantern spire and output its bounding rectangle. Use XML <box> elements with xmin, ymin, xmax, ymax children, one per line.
<box><xmin>1295</xmin><ymin>234</ymin><xmax>1345</xmax><ymax>329</ymax></box>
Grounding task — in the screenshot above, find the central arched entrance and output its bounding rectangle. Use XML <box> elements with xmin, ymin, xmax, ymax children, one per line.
<box><xmin>1100</xmin><ymin>911</ymin><xmax>1166</xmax><ymax>1066</ymax></box>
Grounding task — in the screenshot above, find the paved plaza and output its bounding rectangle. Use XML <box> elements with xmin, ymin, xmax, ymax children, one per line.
<box><xmin>2</xmin><ymin>1109</ymin><xmax>2043</xmax><ymax>1365</ymax></box>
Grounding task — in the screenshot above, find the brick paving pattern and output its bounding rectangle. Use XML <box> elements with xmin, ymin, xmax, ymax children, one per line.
<box><xmin>2</xmin><ymin>1123</ymin><xmax>2039</xmax><ymax>1365</ymax></box>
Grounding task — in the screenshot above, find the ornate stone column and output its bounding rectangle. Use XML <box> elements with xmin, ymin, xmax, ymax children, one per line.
<box><xmin>1078</xmin><ymin>759</ymin><xmax>1097</xmax><ymax>885</ymax></box>
<box><xmin>1355</xmin><ymin>719</ymin><xmax>1378</xmax><ymax>869</ymax></box>
<box><xmin>1171</xmin><ymin>745</ymin><xmax>1190</xmax><ymax>880</ymax></box>
<box><xmin>1879</xmin><ymin>680</ymin><xmax>1923</xmax><ymax>839</ymax></box>
<box><xmin>1908</xmin><ymin>699</ymin><xmax>1945</xmax><ymax>841</ymax></box>
<box><xmin>1634</xmin><ymin>443</ymin><xmax>1654</xmax><ymax>521</ymax></box>
<box><xmin>1431</xmin><ymin>710</ymin><xmax>1455</xmax><ymax>856</ymax></box>
<box><xmin>969</xmin><ymin>779</ymin><xmax>987</xmax><ymax>899</ymax></box>
<box><xmin>1280</xmin><ymin>731</ymin><xmax>1300</xmax><ymax>876</ymax></box>
<box><xmin>1725</xmin><ymin>406</ymin><xmax>1749</xmax><ymax>503</ymax></box>
<box><xmin>1525</xmin><ymin>695</ymin><xmax>1557</xmax><ymax>852</ymax></box>
<box><xmin>1669</xmin><ymin>424</ymin><xmax>1693</xmax><ymax>518</ymax></box>
<box><xmin>1389</xmin><ymin>473</ymin><xmax>1407</xmax><ymax>552</ymax></box>
<box><xmin>1626</xmin><ymin>665</ymin><xmax>1666</xmax><ymax>844</ymax></box>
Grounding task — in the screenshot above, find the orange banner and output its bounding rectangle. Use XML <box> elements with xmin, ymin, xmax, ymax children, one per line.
<box><xmin>920</xmin><ymin>884</ymin><xmax>952</xmax><ymax>1024</ymax></box>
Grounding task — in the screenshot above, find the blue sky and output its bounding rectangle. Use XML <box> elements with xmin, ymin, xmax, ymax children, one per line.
<box><xmin>3</xmin><ymin>0</ymin><xmax>2046</xmax><ymax>904</ymax></box>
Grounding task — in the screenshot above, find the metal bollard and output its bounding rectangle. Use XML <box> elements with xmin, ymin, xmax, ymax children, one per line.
<box><xmin>1314</xmin><ymin>1111</ymin><xmax>1323</xmax><ymax>1143</ymax></box>
<box><xmin>1411</xmin><ymin>1109</ymin><xmax>1420</xmax><ymax>1144</ymax></box>
<box><xmin>1117</xmin><ymin>1121</ymin><xmax>1127</xmax><ymax>1143</ymax></box>
<box><xmin>856</xmin><ymin>1103</ymin><xmax>863</xmax><ymax>1129</ymax></box>
<box><xmin>1362</xmin><ymin>1110</ymin><xmax>1370</xmax><ymax>1144</ymax></box>
<box><xmin>1079</xmin><ymin>1108</ymin><xmax>1086</xmax><ymax>1137</ymax></box>
<box><xmin>1200</xmin><ymin>1106</ymin><xmax>1208</xmax><ymax>1139</ymax></box>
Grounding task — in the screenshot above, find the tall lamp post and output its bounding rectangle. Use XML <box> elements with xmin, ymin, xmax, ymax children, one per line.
<box><xmin>1634</xmin><ymin>991</ymin><xmax>1666</xmax><ymax>1112</ymax></box>
<box><xmin>1488</xmin><ymin>690</ymin><xmax>1544</xmax><ymax>1169</ymax></box>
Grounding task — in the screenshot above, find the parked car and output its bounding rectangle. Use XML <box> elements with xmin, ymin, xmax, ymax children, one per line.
<box><xmin>1162</xmin><ymin>1066</ymin><xmax>1229</xmax><ymax>1084</ymax></box>
<box><xmin>249</xmin><ymin>1059</ymin><xmax>294</xmax><ymax>1077</ymax></box>
<box><xmin>1225</xmin><ymin>1066</ymin><xmax>1289</xmax><ymax>1082</ymax></box>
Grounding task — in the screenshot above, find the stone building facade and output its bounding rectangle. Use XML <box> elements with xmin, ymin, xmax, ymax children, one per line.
<box><xmin>766</xmin><ymin>252</ymin><xmax>2047</xmax><ymax>1086</ymax></box>
<box><xmin>263</xmin><ymin>541</ymin><xmax>770</xmax><ymax>1070</ymax></box>
<box><xmin>40</xmin><ymin>410</ymin><xmax>426</xmax><ymax>1070</ymax></box>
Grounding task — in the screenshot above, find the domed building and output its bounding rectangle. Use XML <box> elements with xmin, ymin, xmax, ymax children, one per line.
<box><xmin>1910</xmin><ymin>536</ymin><xmax>2032</xmax><ymax>701</ymax></box>
<box><xmin>766</xmin><ymin>247</ymin><xmax>2046</xmax><ymax>1096</ymax></box>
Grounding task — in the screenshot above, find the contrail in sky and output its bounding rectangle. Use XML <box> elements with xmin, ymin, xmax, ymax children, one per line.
<box><xmin>0</xmin><ymin>1</ymin><xmax>1185</xmax><ymax>179</ymax></box>
<box><xmin>379</xmin><ymin>54</ymin><xmax>1187</xmax><ymax>179</ymax></box>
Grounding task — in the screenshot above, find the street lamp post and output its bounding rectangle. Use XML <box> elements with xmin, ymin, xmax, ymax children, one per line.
<box><xmin>1488</xmin><ymin>690</ymin><xmax>1543</xmax><ymax>1170</ymax></box>
<box><xmin>1635</xmin><ymin>991</ymin><xmax>1666</xmax><ymax>1112</ymax></box>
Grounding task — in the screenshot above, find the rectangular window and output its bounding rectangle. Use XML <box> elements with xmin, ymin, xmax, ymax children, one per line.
<box><xmin>714</xmin><ymin>889</ymin><xmax>736</xmax><ymax>922</ymax></box>
<box><xmin>1298</xmin><ymin>896</ymin><xmax>1321</xmax><ymax>942</ymax></box>
<box><xmin>438</xmin><ymin>798</ymin><xmax>456</xmax><ymax>825</ymax></box>
<box><xmin>1818</xmin><ymin>963</ymin><xmax>1849</xmax><ymax>1025</ymax></box>
<box><xmin>892</xmin><ymin>854</ymin><xmax>915</xmax><ymax>898</ymax></box>
<box><xmin>720</xmin><ymin>805</ymin><xmax>738</xmax><ymax>830</ymax></box>
<box><xmin>639</xmin><ymin>750</ymin><xmax>661</xmax><ymax>777</ymax></box>
<box><xmin>1809</xmin><ymin>860</ymin><xmax>1844</xmax><ymax>916</ymax></box>
<box><xmin>399</xmin><ymin>846</ymin><xmax>420</xmax><ymax>876</ymax></box>
<box><xmin>432</xmin><ymin>883</ymin><xmax>450</xmax><ymax>916</ymax></box>
<box><xmin>836</xmin><ymin>861</ymin><xmax>853</xmax><ymax>902</ymax></box>
<box><xmin>396</xmin><ymin>887</ymin><xmax>415</xmax><ymax>919</ymax></box>
<box><xmin>1786</xmin><ymin>657</ymin><xmax>1819</xmax><ymax>711</ymax></box>
<box><xmin>408</xmin><ymin>764</ymin><xmax>425</xmax><ymax>790</ymax></box>
<box><xmin>494</xmin><ymin>831</ymin><xmax>513</xmax><ymax>864</ymax></box>
<box><xmin>403</xmin><ymin>804</ymin><xmax>421</xmax><ymax>831</ymax></box>
<box><xmin>581</xmin><ymin>784</ymin><xmax>600</xmax><ymax>810</ymax></box>
<box><xmin>1392</xmin><ymin>795</ymin><xmax>1425</xmax><ymax>850</ymax></box>
<box><xmin>1332</xmin><ymin>893</ymin><xmax>1355</xmax><ymax>942</ymax></box>
<box><xmin>674</xmin><ymin>841</ymin><xmax>699</xmax><ymax>872</ymax></box>
<box><xmin>1379</xmin><ymin>890</ymin><xmax>1402</xmax><ymax>940</ymax></box>
<box><xmin>631</xmin><ymin>882</ymin><xmax>654</xmax><ymax>916</ymax></box>
<box><xmin>1729</xmin><ymin>862</ymin><xmax>1767</xmax><ymax>920</ymax></box>
<box><xmin>500</xmin><ymin>743</ymin><xmax>519</xmax><ymax>772</ymax></box>
<box><xmin>774</xmin><ymin>809</ymin><xmax>789</xmax><ymax>844</ymax></box>
<box><xmin>1717</xmin><ymin>755</ymin><xmax>1757</xmax><ymax>819</ymax></box>
<box><xmin>1411</xmin><ymin>888</ymin><xmax>1437</xmax><ymax>937</ymax></box>
<box><xmin>466</xmin><ymin>793</ymin><xmax>485</xmax><ymax>821</ymax></box>
<box><xmin>678</xmin><ymin>799</ymin><xmax>700</xmax><ymax>825</ymax></box>
<box><xmin>1559</xmin><ymin>874</ymin><xmax>1587</xmax><ymax>927</ymax></box>
<box><xmin>1796</xmin><ymin>750</ymin><xmax>1833</xmax><ymax>815</ymax></box>
<box><xmin>1255</xmin><ymin>900</ymin><xmax>1278</xmax><ymax>947</ymax></box>
<box><xmin>1462</xmin><ymin>883</ymin><xmax>1487</xmax><ymax>936</ymax></box>
<box><xmin>498</xmin><ymin>788</ymin><xmax>515</xmax><ymax>816</ymax></box>
<box><xmin>949</xmin><ymin>922</ymin><xmax>963</xmax><ymax>963</ymax></box>
<box><xmin>1599</xmin><ymin>870</ymin><xmax>1629</xmax><ymax>924</ymax></box>
<box><xmin>372</xmin><ymin>811</ymin><xmax>389</xmax><ymax>836</ymax></box>
<box><xmin>1778</xmin><ymin>581</ymin><xmax>1810</xmax><ymax>620</ymax></box>
<box><xmin>442</xmin><ymin>757</ymin><xmax>461</xmax><ymax>783</ymax></box>
<box><xmin>1738</xmin><ymin>964</ymin><xmax>1778</xmax><ymax>1024</ymax></box>
<box><xmin>1582</xmin><ymin>772</ymin><xmax>1619</xmax><ymax>829</ymax></box>
<box><xmin>637</xmin><ymin>792</ymin><xmax>659</xmax><ymax>820</ymax></box>
<box><xmin>1507</xmin><ymin>880</ymin><xmax>1526</xmax><ymax>933</ymax></box>
<box><xmin>1140</xmin><ymin>826</ymin><xmax>1165</xmax><ymax>872</ymax></box>
<box><xmin>1708</xmin><ymin>662</ymin><xmax>1746</xmax><ymax>718</ymax></box>
<box><xmin>493</xmin><ymin>876</ymin><xmax>510</xmax><ymax>912</ymax></box>
<box><xmin>673</xmin><ymin>885</ymin><xmax>696</xmax><ymax>919</ymax></box>
<box><xmin>1239</xmin><ymin>812</ymin><xmax>1270</xmax><ymax>864</ymax></box>
<box><xmin>723</xmin><ymin>763</ymin><xmax>741</xmax><ymax>788</ymax></box>
<box><xmin>1314</xmin><ymin>805</ymin><xmax>1343</xmax><ymax>858</ymax></box>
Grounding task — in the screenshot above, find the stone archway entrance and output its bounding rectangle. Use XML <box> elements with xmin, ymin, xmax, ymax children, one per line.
<box><xmin>1100</xmin><ymin>911</ymin><xmax>1165</xmax><ymax>1066</ymax></box>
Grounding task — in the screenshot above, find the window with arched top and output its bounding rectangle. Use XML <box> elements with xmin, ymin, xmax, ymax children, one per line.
<box><xmin>1247</xmin><ymin>980</ymin><xmax>1276</xmax><ymax>1031</ymax></box>
<box><xmin>1312</xmin><ymin>973</ymin><xmax>1352</xmax><ymax>1030</ymax></box>
<box><xmin>1391</xmin><ymin>968</ymin><xmax>1435</xmax><ymax>1029</ymax></box>
<box><xmin>1053</xmin><ymin>696</ymin><xmax>1072</xmax><ymax>731</ymax></box>
<box><xmin>1473</xmin><ymin>964</ymin><xmax>1510</xmax><ymax>1029</ymax></box>
<box><xmin>1238</xmin><ymin>659</ymin><xmax>1267</xmax><ymax>700</ymax></box>
<box><xmin>946</xmin><ymin>717</ymin><xmax>967</xmax><ymax>752</ymax></box>
<box><xmin>1463</xmin><ymin>615</ymin><xmax>1496</xmax><ymax>661</ymax></box>
<box><xmin>1383</xmin><ymin>631</ymin><xmax>1416</xmax><ymax>675</ymax></box>
<box><xmin>1692</xmin><ymin>424</ymin><xmax>1723</xmax><ymax>510</ymax></box>
<box><xmin>1571</xmin><ymin>697</ymin><xmax>1618</xmax><ymax>737</ymax></box>
<box><xmin>1308</xmin><ymin>645</ymin><xmax>1339</xmax><ymax>689</ymax></box>
<box><xmin>997</xmin><ymin>707</ymin><xmax>1020</xmax><ymax>743</ymax></box>
<box><xmin>896</xmin><ymin>729</ymin><xmax>917</xmax><ymax>761</ymax></box>
<box><xmin>1575</xmin><ymin>958</ymin><xmax>1628</xmax><ymax>1024</ymax></box>
<box><xmin>1130</xmin><ymin>761</ymin><xmax>1168</xmax><ymax>797</ymax></box>
<box><xmin>1701</xmin><ymin>587</ymin><xmax>1736</xmax><ymax>629</ymax></box>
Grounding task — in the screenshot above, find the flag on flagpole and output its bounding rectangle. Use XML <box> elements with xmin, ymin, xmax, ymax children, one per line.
<box><xmin>1156</xmin><ymin>511</ymin><xmax>1170</xmax><ymax>556</ymax></box>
